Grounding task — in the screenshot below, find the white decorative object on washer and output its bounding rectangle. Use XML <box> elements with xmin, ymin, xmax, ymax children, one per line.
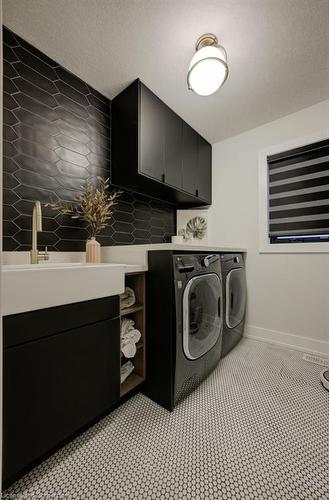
<box><xmin>171</xmin><ymin>235</ymin><xmax>184</xmax><ymax>244</ymax></box>
<box><xmin>177</xmin><ymin>209</ymin><xmax>209</xmax><ymax>244</ymax></box>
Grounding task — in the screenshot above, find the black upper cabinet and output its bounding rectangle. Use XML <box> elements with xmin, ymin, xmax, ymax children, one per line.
<box><xmin>140</xmin><ymin>85</ymin><xmax>165</xmax><ymax>182</ymax></box>
<box><xmin>112</xmin><ymin>79</ymin><xmax>211</xmax><ymax>206</ymax></box>
<box><xmin>182</xmin><ymin>122</ymin><xmax>199</xmax><ymax>196</ymax></box>
<box><xmin>198</xmin><ymin>135</ymin><xmax>212</xmax><ymax>202</ymax></box>
<box><xmin>164</xmin><ymin>107</ymin><xmax>183</xmax><ymax>190</ymax></box>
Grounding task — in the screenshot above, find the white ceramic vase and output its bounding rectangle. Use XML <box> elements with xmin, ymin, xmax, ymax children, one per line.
<box><xmin>86</xmin><ymin>237</ymin><xmax>101</xmax><ymax>263</ymax></box>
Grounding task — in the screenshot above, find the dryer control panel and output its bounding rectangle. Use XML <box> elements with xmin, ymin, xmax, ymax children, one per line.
<box><xmin>220</xmin><ymin>253</ymin><xmax>244</xmax><ymax>271</ymax></box>
<box><xmin>173</xmin><ymin>254</ymin><xmax>221</xmax><ymax>278</ymax></box>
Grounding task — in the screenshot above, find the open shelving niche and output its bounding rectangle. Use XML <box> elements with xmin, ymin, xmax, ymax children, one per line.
<box><xmin>120</xmin><ymin>272</ymin><xmax>146</xmax><ymax>397</ymax></box>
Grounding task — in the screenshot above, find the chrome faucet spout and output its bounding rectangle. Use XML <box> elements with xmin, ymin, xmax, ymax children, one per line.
<box><xmin>30</xmin><ymin>201</ymin><xmax>49</xmax><ymax>264</ymax></box>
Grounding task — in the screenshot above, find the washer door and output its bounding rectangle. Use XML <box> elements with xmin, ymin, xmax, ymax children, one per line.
<box><xmin>183</xmin><ymin>273</ymin><xmax>222</xmax><ymax>360</ymax></box>
<box><xmin>226</xmin><ymin>268</ymin><xmax>246</xmax><ymax>329</ymax></box>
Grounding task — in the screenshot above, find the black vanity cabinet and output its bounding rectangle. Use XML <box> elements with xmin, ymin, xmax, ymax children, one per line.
<box><xmin>3</xmin><ymin>296</ymin><xmax>120</xmax><ymax>487</ymax></box>
<box><xmin>112</xmin><ymin>79</ymin><xmax>211</xmax><ymax>206</ymax></box>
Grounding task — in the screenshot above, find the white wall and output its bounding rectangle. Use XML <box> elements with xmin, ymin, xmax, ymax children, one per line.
<box><xmin>209</xmin><ymin>100</ymin><xmax>329</xmax><ymax>356</ymax></box>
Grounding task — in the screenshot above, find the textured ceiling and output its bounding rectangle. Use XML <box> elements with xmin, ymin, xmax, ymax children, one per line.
<box><xmin>3</xmin><ymin>0</ymin><xmax>329</xmax><ymax>143</ymax></box>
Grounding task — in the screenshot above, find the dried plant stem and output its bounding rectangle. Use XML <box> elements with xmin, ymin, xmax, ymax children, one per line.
<box><xmin>46</xmin><ymin>177</ymin><xmax>121</xmax><ymax>239</ymax></box>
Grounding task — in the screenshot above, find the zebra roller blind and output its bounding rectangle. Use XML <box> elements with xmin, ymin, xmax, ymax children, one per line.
<box><xmin>268</xmin><ymin>138</ymin><xmax>329</xmax><ymax>242</ymax></box>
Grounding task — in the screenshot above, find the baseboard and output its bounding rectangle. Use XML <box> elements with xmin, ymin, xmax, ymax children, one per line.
<box><xmin>245</xmin><ymin>325</ymin><xmax>329</xmax><ymax>357</ymax></box>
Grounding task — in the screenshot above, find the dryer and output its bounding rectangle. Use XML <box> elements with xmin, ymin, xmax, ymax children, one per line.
<box><xmin>220</xmin><ymin>253</ymin><xmax>247</xmax><ymax>357</ymax></box>
<box><xmin>144</xmin><ymin>251</ymin><xmax>223</xmax><ymax>411</ymax></box>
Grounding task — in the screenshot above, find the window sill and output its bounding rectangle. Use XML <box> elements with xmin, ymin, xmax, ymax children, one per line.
<box><xmin>259</xmin><ymin>242</ymin><xmax>329</xmax><ymax>253</ymax></box>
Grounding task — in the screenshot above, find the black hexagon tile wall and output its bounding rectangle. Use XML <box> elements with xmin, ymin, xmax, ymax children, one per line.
<box><xmin>2</xmin><ymin>26</ymin><xmax>176</xmax><ymax>251</ymax></box>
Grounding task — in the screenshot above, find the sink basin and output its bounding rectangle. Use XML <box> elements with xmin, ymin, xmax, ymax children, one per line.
<box><xmin>3</xmin><ymin>263</ymin><xmax>125</xmax><ymax>316</ymax></box>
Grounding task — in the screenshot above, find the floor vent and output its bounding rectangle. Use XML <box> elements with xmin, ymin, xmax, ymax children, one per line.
<box><xmin>302</xmin><ymin>353</ymin><xmax>329</xmax><ymax>367</ymax></box>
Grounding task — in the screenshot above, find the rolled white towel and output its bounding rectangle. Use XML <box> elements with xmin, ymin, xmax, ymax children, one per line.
<box><xmin>121</xmin><ymin>361</ymin><xmax>134</xmax><ymax>383</ymax></box>
<box><xmin>121</xmin><ymin>341</ymin><xmax>137</xmax><ymax>359</ymax></box>
<box><xmin>122</xmin><ymin>328</ymin><xmax>141</xmax><ymax>344</ymax></box>
<box><xmin>129</xmin><ymin>328</ymin><xmax>141</xmax><ymax>343</ymax></box>
<box><xmin>121</xmin><ymin>318</ymin><xmax>135</xmax><ymax>336</ymax></box>
<box><xmin>120</xmin><ymin>287</ymin><xmax>136</xmax><ymax>310</ymax></box>
<box><xmin>121</xmin><ymin>318</ymin><xmax>141</xmax><ymax>358</ymax></box>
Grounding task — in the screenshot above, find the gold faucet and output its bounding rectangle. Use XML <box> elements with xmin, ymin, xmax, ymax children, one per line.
<box><xmin>30</xmin><ymin>201</ymin><xmax>50</xmax><ymax>264</ymax></box>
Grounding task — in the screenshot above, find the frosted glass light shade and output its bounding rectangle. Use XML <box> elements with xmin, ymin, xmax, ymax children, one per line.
<box><xmin>187</xmin><ymin>44</ymin><xmax>228</xmax><ymax>96</ymax></box>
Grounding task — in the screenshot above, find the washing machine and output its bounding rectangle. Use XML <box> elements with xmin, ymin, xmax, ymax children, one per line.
<box><xmin>220</xmin><ymin>253</ymin><xmax>247</xmax><ymax>357</ymax></box>
<box><xmin>144</xmin><ymin>251</ymin><xmax>223</xmax><ymax>411</ymax></box>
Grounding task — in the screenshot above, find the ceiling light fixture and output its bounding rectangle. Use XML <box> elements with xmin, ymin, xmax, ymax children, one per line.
<box><xmin>187</xmin><ymin>33</ymin><xmax>228</xmax><ymax>96</ymax></box>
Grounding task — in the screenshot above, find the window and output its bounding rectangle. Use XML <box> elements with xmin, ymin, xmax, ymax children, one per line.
<box><xmin>267</xmin><ymin>138</ymin><xmax>329</xmax><ymax>244</ymax></box>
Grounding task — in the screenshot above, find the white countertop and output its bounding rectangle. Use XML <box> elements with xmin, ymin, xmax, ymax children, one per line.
<box><xmin>102</xmin><ymin>243</ymin><xmax>246</xmax><ymax>267</ymax></box>
<box><xmin>2</xmin><ymin>252</ymin><xmax>148</xmax><ymax>273</ymax></box>
<box><xmin>123</xmin><ymin>264</ymin><xmax>148</xmax><ymax>273</ymax></box>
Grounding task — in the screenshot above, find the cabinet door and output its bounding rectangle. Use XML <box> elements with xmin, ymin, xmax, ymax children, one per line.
<box><xmin>3</xmin><ymin>318</ymin><xmax>120</xmax><ymax>485</ymax></box>
<box><xmin>197</xmin><ymin>136</ymin><xmax>212</xmax><ymax>203</ymax></box>
<box><xmin>164</xmin><ymin>108</ymin><xmax>182</xmax><ymax>189</ymax></box>
<box><xmin>140</xmin><ymin>84</ymin><xmax>164</xmax><ymax>181</ymax></box>
<box><xmin>182</xmin><ymin>122</ymin><xmax>198</xmax><ymax>196</ymax></box>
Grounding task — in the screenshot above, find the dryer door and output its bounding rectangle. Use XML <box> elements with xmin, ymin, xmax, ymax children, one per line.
<box><xmin>183</xmin><ymin>273</ymin><xmax>222</xmax><ymax>360</ymax></box>
<box><xmin>226</xmin><ymin>268</ymin><xmax>247</xmax><ymax>329</ymax></box>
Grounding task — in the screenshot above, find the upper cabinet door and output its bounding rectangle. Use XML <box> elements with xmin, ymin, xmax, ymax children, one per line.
<box><xmin>164</xmin><ymin>108</ymin><xmax>182</xmax><ymax>189</ymax></box>
<box><xmin>140</xmin><ymin>84</ymin><xmax>164</xmax><ymax>182</ymax></box>
<box><xmin>182</xmin><ymin>122</ymin><xmax>198</xmax><ymax>196</ymax></box>
<box><xmin>197</xmin><ymin>136</ymin><xmax>212</xmax><ymax>203</ymax></box>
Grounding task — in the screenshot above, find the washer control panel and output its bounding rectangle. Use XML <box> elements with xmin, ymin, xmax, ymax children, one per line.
<box><xmin>174</xmin><ymin>254</ymin><xmax>221</xmax><ymax>277</ymax></box>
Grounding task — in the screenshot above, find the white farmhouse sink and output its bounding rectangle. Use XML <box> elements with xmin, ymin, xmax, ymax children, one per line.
<box><xmin>2</xmin><ymin>262</ymin><xmax>126</xmax><ymax>316</ymax></box>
